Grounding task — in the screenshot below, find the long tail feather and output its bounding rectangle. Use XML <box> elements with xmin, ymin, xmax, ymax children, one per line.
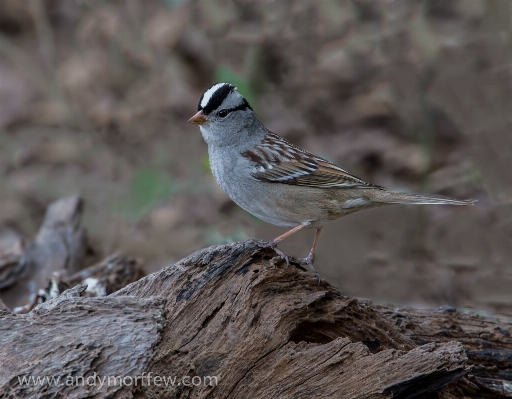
<box><xmin>378</xmin><ymin>191</ymin><xmax>476</xmax><ymax>206</ymax></box>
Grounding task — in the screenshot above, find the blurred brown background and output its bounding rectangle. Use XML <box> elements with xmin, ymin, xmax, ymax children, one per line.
<box><xmin>0</xmin><ymin>0</ymin><xmax>510</xmax><ymax>311</ymax></box>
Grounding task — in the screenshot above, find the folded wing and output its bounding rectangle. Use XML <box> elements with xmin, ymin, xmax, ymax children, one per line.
<box><xmin>243</xmin><ymin>133</ymin><xmax>378</xmax><ymax>189</ymax></box>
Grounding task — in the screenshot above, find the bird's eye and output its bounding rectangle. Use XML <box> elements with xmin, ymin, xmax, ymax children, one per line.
<box><xmin>218</xmin><ymin>109</ymin><xmax>229</xmax><ymax>118</ymax></box>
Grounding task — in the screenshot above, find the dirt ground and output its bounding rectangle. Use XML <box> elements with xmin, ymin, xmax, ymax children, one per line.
<box><xmin>0</xmin><ymin>0</ymin><xmax>510</xmax><ymax>312</ymax></box>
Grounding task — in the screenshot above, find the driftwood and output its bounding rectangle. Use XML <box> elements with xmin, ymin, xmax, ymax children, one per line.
<box><xmin>0</xmin><ymin>198</ymin><xmax>511</xmax><ymax>398</ymax></box>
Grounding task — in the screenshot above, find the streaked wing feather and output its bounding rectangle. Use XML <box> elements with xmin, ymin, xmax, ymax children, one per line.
<box><xmin>243</xmin><ymin>133</ymin><xmax>375</xmax><ymax>189</ymax></box>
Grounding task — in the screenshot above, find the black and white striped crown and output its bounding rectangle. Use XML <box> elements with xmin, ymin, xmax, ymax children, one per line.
<box><xmin>197</xmin><ymin>83</ymin><xmax>252</xmax><ymax>115</ymax></box>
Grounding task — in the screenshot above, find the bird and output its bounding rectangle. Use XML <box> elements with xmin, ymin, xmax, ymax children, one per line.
<box><xmin>188</xmin><ymin>82</ymin><xmax>475</xmax><ymax>281</ymax></box>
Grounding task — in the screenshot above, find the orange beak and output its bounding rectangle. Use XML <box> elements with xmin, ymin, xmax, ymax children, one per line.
<box><xmin>188</xmin><ymin>110</ymin><xmax>208</xmax><ymax>125</ymax></box>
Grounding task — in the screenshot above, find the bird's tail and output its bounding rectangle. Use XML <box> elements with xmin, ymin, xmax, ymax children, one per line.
<box><xmin>375</xmin><ymin>191</ymin><xmax>476</xmax><ymax>206</ymax></box>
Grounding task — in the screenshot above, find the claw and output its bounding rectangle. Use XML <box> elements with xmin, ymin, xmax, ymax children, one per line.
<box><xmin>272</xmin><ymin>245</ymin><xmax>290</xmax><ymax>268</ymax></box>
<box><xmin>297</xmin><ymin>255</ymin><xmax>320</xmax><ymax>284</ymax></box>
<box><xmin>251</xmin><ymin>239</ymin><xmax>319</xmax><ymax>281</ymax></box>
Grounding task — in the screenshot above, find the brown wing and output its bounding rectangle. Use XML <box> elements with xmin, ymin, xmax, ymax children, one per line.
<box><xmin>242</xmin><ymin>133</ymin><xmax>376</xmax><ymax>189</ymax></box>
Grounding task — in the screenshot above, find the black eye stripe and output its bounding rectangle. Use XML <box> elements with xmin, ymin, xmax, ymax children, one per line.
<box><xmin>219</xmin><ymin>99</ymin><xmax>253</xmax><ymax>115</ymax></box>
<box><xmin>215</xmin><ymin>99</ymin><xmax>253</xmax><ymax>118</ymax></box>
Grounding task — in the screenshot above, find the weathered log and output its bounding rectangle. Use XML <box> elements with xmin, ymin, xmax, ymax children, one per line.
<box><xmin>0</xmin><ymin>285</ymin><xmax>167</xmax><ymax>398</ymax></box>
<box><xmin>0</xmin><ymin>196</ymin><xmax>91</xmax><ymax>310</ymax></box>
<box><xmin>63</xmin><ymin>254</ymin><xmax>144</xmax><ymax>297</ymax></box>
<box><xmin>0</xmin><ymin>197</ymin><xmax>511</xmax><ymax>398</ymax></box>
<box><xmin>369</xmin><ymin>302</ymin><xmax>512</xmax><ymax>397</ymax></box>
<box><xmin>5</xmin><ymin>240</ymin><xmax>509</xmax><ymax>398</ymax></box>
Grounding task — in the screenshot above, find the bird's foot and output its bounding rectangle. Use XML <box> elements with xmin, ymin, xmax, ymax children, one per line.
<box><xmin>250</xmin><ymin>240</ymin><xmax>319</xmax><ymax>282</ymax></box>
<box><xmin>252</xmin><ymin>239</ymin><xmax>290</xmax><ymax>267</ymax></box>
<box><xmin>296</xmin><ymin>255</ymin><xmax>320</xmax><ymax>284</ymax></box>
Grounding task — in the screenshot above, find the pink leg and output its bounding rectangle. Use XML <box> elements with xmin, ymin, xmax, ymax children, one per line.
<box><xmin>306</xmin><ymin>228</ymin><xmax>323</xmax><ymax>263</ymax></box>
<box><xmin>272</xmin><ymin>223</ymin><xmax>308</xmax><ymax>244</ymax></box>
<box><xmin>300</xmin><ymin>228</ymin><xmax>323</xmax><ymax>283</ymax></box>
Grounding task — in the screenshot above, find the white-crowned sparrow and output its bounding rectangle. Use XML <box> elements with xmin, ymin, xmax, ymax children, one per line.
<box><xmin>188</xmin><ymin>83</ymin><xmax>475</xmax><ymax>280</ymax></box>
